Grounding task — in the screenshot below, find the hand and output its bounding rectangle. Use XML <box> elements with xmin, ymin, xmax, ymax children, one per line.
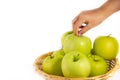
<box><xmin>72</xmin><ymin>8</ymin><xmax>105</xmax><ymax>36</ymax></box>
<box><xmin>72</xmin><ymin>0</ymin><xmax>120</xmax><ymax>36</ymax></box>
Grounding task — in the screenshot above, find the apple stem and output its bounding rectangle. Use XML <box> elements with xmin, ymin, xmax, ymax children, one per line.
<box><xmin>74</xmin><ymin>54</ymin><xmax>79</xmax><ymax>62</ymax></box>
<box><xmin>50</xmin><ymin>55</ymin><xmax>54</xmax><ymax>59</ymax></box>
<box><xmin>107</xmin><ymin>34</ymin><xmax>112</xmax><ymax>37</ymax></box>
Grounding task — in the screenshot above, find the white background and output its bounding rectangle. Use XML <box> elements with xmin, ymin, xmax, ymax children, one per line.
<box><xmin>0</xmin><ymin>0</ymin><xmax>120</xmax><ymax>80</ymax></box>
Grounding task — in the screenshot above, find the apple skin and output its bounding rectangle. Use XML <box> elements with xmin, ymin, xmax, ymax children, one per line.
<box><xmin>52</xmin><ymin>49</ymin><xmax>65</xmax><ymax>56</ymax></box>
<box><xmin>63</xmin><ymin>33</ymin><xmax>92</xmax><ymax>56</ymax></box>
<box><xmin>42</xmin><ymin>49</ymin><xmax>65</xmax><ymax>76</ymax></box>
<box><xmin>61</xmin><ymin>31</ymin><xmax>73</xmax><ymax>46</ymax></box>
<box><xmin>88</xmin><ymin>55</ymin><xmax>108</xmax><ymax>77</ymax></box>
<box><xmin>61</xmin><ymin>51</ymin><xmax>91</xmax><ymax>78</ymax></box>
<box><xmin>93</xmin><ymin>36</ymin><xmax>119</xmax><ymax>60</ymax></box>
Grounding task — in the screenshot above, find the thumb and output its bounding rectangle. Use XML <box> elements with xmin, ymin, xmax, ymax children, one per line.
<box><xmin>78</xmin><ymin>24</ymin><xmax>92</xmax><ymax>36</ymax></box>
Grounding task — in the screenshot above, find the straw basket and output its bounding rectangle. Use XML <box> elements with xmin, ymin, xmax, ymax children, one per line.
<box><xmin>34</xmin><ymin>52</ymin><xmax>120</xmax><ymax>80</ymax></box>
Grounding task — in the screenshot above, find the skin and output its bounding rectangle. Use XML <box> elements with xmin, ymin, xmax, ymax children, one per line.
<box><xmin>72</xmin><ymin>0</ymin><xmax>120</xmax><ymax>36</ymax></box>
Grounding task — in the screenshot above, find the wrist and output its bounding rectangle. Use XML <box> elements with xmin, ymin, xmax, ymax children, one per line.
<box><xmin>99</xmin><ymin>0</ymin><xmax>120</xmax><ymax>18</ymax></box>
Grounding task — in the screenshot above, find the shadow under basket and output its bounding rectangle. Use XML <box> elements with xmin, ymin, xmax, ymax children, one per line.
<box><xmin>34</xmin><ymin>52</ymin><xmax>120</xmax><ymax>80</ymax></box>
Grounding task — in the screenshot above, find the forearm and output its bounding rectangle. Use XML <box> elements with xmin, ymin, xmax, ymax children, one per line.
<box><xmin>99</xmin><ymin>0</ymin><xmax>120</xmax><ymax>18</ymax></box>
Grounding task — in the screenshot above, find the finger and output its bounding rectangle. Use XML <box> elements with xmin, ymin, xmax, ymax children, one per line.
<box><xmin>74</xmin><ymin>18</ymin><xmax>83</xmax><ymax>36</ymax></box>
<box><xmin>72</xmin><ymin>15</ymin><xmax>79</xmax><ymax>25</ymax></box>
<box><xmin>78</xmin><ymin>24</ymin><xmax>92</xmax><ymax>35</ymax></box>
<box><xmin>72</xmin><ymin>24</ymin><xmax>77</xmax><ymax>36</ymax></box>
<box><xmin>72</xmin><ymin>16</ymin><xmax>79</xmax><ymax>35</ymax></box>
<box><xmin>74</xmin><ymin>19</ymin><xmax>88</xmax><ymax>36</ymax></box>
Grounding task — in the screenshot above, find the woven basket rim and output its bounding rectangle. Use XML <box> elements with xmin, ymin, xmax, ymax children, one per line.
<box><xmin>34</xmin><ymin>52</ymin><xmax>120</xmax><ymax>80</ymax></box>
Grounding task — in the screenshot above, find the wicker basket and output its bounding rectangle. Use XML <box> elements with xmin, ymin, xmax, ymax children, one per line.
<box><xmin>34</xmin><ymin>52</ymin><xmax>120</xmax><ymax>80</ymax></box>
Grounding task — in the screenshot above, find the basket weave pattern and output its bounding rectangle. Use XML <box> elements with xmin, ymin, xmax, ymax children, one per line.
<box><xmin>34</xmin><ymin>52</ymin><xmax>120</xmax><ymax>80</ymax></box>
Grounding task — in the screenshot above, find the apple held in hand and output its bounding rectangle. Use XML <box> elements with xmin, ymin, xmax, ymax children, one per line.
<box><xmin>61</xmin><ymin>31</ymin><xmax>73</xmax><ymax>45</ymax></box>
<box><xmin>63</xmin><ymin>33</ymin><xmax>92</xmax><ymax>56</ymax></box>
<box><xmin>88</xmin><ymin>55</ymin><xmax>108</xmax><ymax>76</ymax></box>
<box><xmin>42</xmin><ymin>49</ymin><xmax>65</xmax><ymax>76</ymax></box>
<box><xmin>93</xmin><ymin>35</ymin><xmax>119</xmax><ymax>60</ymax></box>
<box><xmin>61</xmin><ymin>51</ymin><xmax>91</xmax><ymax>78</ymax></box>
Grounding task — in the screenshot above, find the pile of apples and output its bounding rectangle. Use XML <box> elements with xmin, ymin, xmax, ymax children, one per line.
<box><xmin>42</xmin><ymin>31</ymin><xmax>119</xmax><ymax>78</ymax></box>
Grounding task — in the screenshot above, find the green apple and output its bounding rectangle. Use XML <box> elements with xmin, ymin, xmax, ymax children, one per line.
<box><xmin>61</xmin><ymin>51</ymin><xmax>91</xmax><ymax>78</ymax></box>
<box><xmin>63</xmin><ymin>33</ymin><xmax>92</xmax><ymax>56</ymax></box>
<box><xmin>93</xmin><ymin>35</ymin><xmax>119</xmax><ymax>60</ymax></box>
<box><xmin>88</xmin><ymin>55</ymin><xmax>108</xmax><ymax>76</ymax></box>
<box><xmin>61</xmin><ymin>31</ymin><xmax>73</xmax><ymax>45</ymax></box>
<box><xmin>42</xmin><ymin>49</ymin><xmax>65</xmax><ymax>76</ymax></box>
<box><xmin>52</xmin><ymin>49</ymin><xmax>65</xmax><ymax>56</ymax></box>
<box><xmin>90</xmin><ymin>48</ymin><xmax>95</xmax><ymax>55</ymax></box>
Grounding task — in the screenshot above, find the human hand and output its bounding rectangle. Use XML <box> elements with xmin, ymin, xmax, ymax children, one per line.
<box><xmin>72</xmin><ymin>8</ymin><xmax>105</xmax><ymax>36</ymax></box>
<box><xmin>72</xmin><ymin>0</ymin><xmax>120</xmax><ymax>36</ymax></box>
